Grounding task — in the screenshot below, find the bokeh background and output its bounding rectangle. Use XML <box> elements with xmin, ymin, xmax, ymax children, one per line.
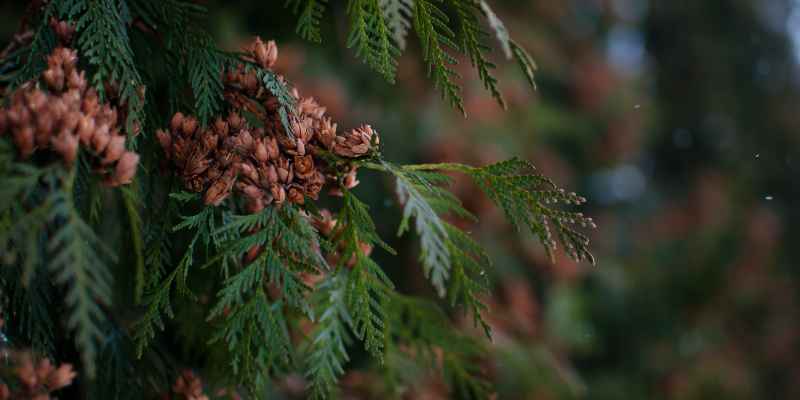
<box><xmin>4</xmin><ymin>1</ymin><xmax>800</xmax><ymax>399</ymax></box>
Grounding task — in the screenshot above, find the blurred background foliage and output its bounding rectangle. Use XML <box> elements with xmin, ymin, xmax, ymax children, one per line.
<box><xmin>4</xmin><ymin>0</ymin><xmax>800</xmax><ymax>398</ymax></box>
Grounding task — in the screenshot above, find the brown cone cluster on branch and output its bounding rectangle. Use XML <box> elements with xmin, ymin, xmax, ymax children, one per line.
<box><xmin>0</xmin><ymin>33</ymin><xmax>140</xmax><ymax>186</ymax></box>
<box><xmin>0</xmin><ymin>351</ymin><xmax>76</xmax><ymax>400</ymax></box>
<box><xmin>158</xmin><ymin>37</ymin><xmax>380</xmax><ymax>212</ymax></box>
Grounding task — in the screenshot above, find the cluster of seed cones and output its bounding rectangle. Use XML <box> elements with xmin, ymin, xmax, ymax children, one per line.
<box><xmin>0</xmin><ymin>43</ymin><xmax>139</xmax><ymax>186</ymax></box>
<box><xmin>157</xmin><ymin>37</ymin><xmax>379</xmax><ymax>211</ymax></box>
<box><xmin>0</xmin><ymin>352</ymin><xmax>76</xmax><ymax>400</ymax></box>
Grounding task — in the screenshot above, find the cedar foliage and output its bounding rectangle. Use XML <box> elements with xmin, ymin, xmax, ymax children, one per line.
<box><xmin>0</xmin><ymin>1</ymin><xmax>592</xmax><ymax>398</ymax></box>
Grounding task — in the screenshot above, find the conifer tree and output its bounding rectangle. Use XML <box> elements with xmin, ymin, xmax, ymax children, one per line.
<box><xmin>0</xmin><ymin>1</ymin><xmax>594</xmax><ymax>398</ymax></box>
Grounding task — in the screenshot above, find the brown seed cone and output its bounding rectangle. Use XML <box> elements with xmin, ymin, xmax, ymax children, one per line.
<box><xmin>170</xmin><ymin>112</ymin><xmax>185</xmax><ymax>132</ymax></box>
<box><xmin>109</xmin><ymin>151</ymin><xmax>139</xmax><ymax>186</ymax></box>
<box><xmin>213</xmin><ymin>117</ymin><xmax>230</xmax><ymax>137</ymax></box>
<box><xmin>254</xmin><ymin>139</ymin><xmax>270</xmax><ymax>162</ymax></box>
<box><xmin>317</xmin><ymin>117</ymin><xmax>337</xmax><ymax>150</ymax></box>
<box><xmin>204</xmin><ymin>168</ymin><xmax>236</xmax><ymax>206</ymax></box>
<box><xmin>43</xmin><ymin>67</ymin><xmax>65</xmax><ymax>91</ymax></box>
<box><xmin>51</xmin><ymin>131</ymin><xmax>79</xmax><ymax>165</ymax></box>
<box><xmin>102</xmin><ymin>134</ymin><xmax>126</xmax><ymax>164</ymax></box>
<box><xmin>304</xmin><ymin>171</ymin><xmax>325</xmax><ymax>200</ymax></box>
<box><xmin>77</xmin><ymin>116</ymin><xmax>96</xmax><ymax>145</ymax></box>
<box><xmin>287</xmin><ymin>185</ymin><xmax>305</xmax><ymax>205</ymax></box>
<box><xmin>298</xmin><ymin>96</ymin><xmax>326</xmax><ymax>119</ymax></box>
<box><xmin>227</xmin><ymin>112</ymin><xmax>244</xmax><ymax>130</ymax></box>
<box><xmin>263</xmin><ymin>164</ymin><xmax>279</xmax><ymax>185</ymax></box>
<box><xmin>91</xmin><ymin>123</ymin><xmax>111</xmax><ymax>153</ymax></box>
<box><xmin>276</xmin><ymin>156</ymin><xmax>292</xmax><ymax>183</ymax></box>
<box><xmin>293</xmin><ymin>155</ymin><xmax>315</xmax><ymax>180</ymax></box>
<box><xmin>265</xmin><ymin>136</ymin><xmax>280</xmax><ymax>160</ymax></box>
<box><xmin>0</xmin><ymin>46</ymin><xmax>139</xmax><ymax>184</ymax></box>
<box><xmin>50</xmin><ymin>18</ymin><xmax>76</xmax><ymax>44</ymax></box>
<box><xmin>184</xmin><ymin>152</ymin><xmax>212</xmax><ymax>177</ymax></box>
<box><xmin>334</xmin><ymin>124</ymin><xmax>376</xmax><ymax>158</ymax></box>
<box><xmin>250</xmin><ymin>37</ymin><xmax>278</xmax><ymax>69</ymax></box>
<box><xmin>181</xmin><ymin>116</ymin><xmax>198</xmax><ymax>137</ymax></box>
<box><xmin>13</xmin><ymin>126</ymin><xmax>35</xmax><ymax>158</ymax></box>
<box><xmin>66</xmin><ymin>69</ymin><xmax>86</xmax><ymax>91</ymax></box>
<box><xmin>270</xmin><ymin>183</ymin><xmax>286</xmax><ymax>205</ymax></box>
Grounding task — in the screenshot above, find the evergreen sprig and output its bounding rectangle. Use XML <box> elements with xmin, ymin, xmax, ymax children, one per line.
<box><xmin>209</xmin><ymin>290</ymin><xmax>293</xmax><ymax>390</ymax></box>
<box><xmin>479</xmin><ymin>1</ymin><xmax>537</xmax><ymax>90</ymax></box>
<box><xmin>47</xmin><ymin>182</ymin><xmax>116</xmax><ymax>379</ymax></box>
<box><xmin>73</xmin><ymin>0</ymin><xmax>145</xmax><ymax>133</ymax></box>
<box><xmin>7</xmin><ymin>2</ymin><xmax>57</xmax><ymax>85</ymax></box>
<box><xmin>347</xmin><ymin>0</ymin><xmax>401</xmax><ymax>82</ymax></box>
<box><xmin>0</xmin><ymin>149</ymin><xmax>116</xmax><ymax>378</ymax></box>
<box><xmin>407</xmin><ymin>158</ymin><xmax>596</xmax><ymax>264</ymax></box>
<box><xmin>286</xmin><ymin>0</ymin><xmax>328</xmax><ymax>43</ymax></box>
<box><xmin>306</xmin><ymin>270</ymin><xmax>352</xmax><ymax>399</ymax></box>
<box><xmin>370</xmin><ymin>161</ymin><xmax>491</xmax><ymax>334</ymax></box>
<box><xmin>209</xmin><ymin>206</ymin><xmax>321</xmax><ymax>314</ymax></box>
<box><xmin>338</xmin><ymin>192</ymin><xmax>395</xmax><ymax>359</ymax></box>
<box><xmin>449</xmin><ymin>0</ymin><xmax>504</xmax><ymax>108</ymax></box>
<box><xmin>385</xmin><ymin>293</ymin><xmax>491</xmax><ymax>399</ymax></box>
<box><xmin>379</xmin><ymin>0</ymin><xmax>414</xmax><ymax>51</ymax></box>
<box><xmin>287</xmin><ymin>0</ymin><xmax>538</xmax><ymax>113</ymax></box>
<box><xmin>134</xmin><ymin>196</ymin><xmax>220</xmax><ymax>356</ymax></box>
<box><xmin>414</xmin><ymin>0</ymin><xmax>464</xmax><ymax>113</ymax></box>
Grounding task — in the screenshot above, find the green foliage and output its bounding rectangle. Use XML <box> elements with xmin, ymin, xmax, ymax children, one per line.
<box><xmin>188</xmin><ymin>46</ymin><xmax>225</xmax><ymax>125</ymax></box>
<box><xmin>449</xmin><ymin>0</ymin><xmax>504</xmax><ymax>108</ymax></box>
<box><xmin>509</xmin><ymin>39</ymin><xmax>538</xmax><ymax>91</ymax></box>
<box><xmin>209</xmin><ymin>290</ymin><xmax>293</xmax><ymax>390</ymax></box>
<box><xmin>379</xmin><ymin>0</ymin><xmax>414</xmax><ymax>51</ymax></box>
<box><xmin>73</xmin><ymin>0</ymin><xmax>144</xmax><ymax>132</ymax></box>
<box><xmin>385</xmin><ymin>294</ymin><xmax>491</xmax><ymax>399</ymax></box>
<box><xmin>386</xmin><ymin>163</ymin><xmax>457</xmax><ymax>296</ymax></box>
<box><xmin>6</xmin><ymin>2</ymin><xmax>57</xmax><ymax>85</ymax></box>
<box><xmin>413</xmin><ymin>0</ymin><xmax>464</xmax><ymax>113</ymax></box>
<box><xmin>338</xmin><ymin>192</ymin><xmax>395</xmax><ymax>359</ymax></box>
<box><xmin>399</xmin><ymin>159</ymin><xmax>595</xmax><ymax>264</ymax></box>
<box><xmin>347</xmin><ymin>0</ymin><xmax>401</xmax><ymax>82</ymax></box>
<box><xmin>2</xmin><ymin>266</ymin><xmax>56</xmax><ymax>355</ymax></box>
<box><xmin>465</xmin><ymin>158</ymin><xmax>594</xmax><ymax>264</ymax></box>
<box><xmin>121</xmin><ymin>186</ymin><xmax>147</xmax><ymax>303</ymax></box>
<box><xmin>256</xmin><ymin>67</ymin><xmax>300</xmax><ymax>137</ymax></box>
<box><xmin>479</xmin><ymin>1</ymin><xmax>537</xmax><ymax>90</ymax></box>
<box><xmin>134</xmin><ymin>197</ymin><xmax>220</xmax><ymax>357</ymax></box>
<box><xmin>306</xmin><ymin>271</ymin><xmax>352</xmax><ymax>399</ymax></box>
<box><xmin>302</xmin><ymin>191</ymin><xmax>397</xmax><ymax>398</ymax></box>
<box><xmin>286</xmin><ymin>0</ymin><xmax>328</xmax><ymax>43</ymax></box>
<box><xmin>0</xmin><ymin>161</ymin><xmax>115</xmax><ymax>378</ymax></box>
<box><xmin>48</xmin><ymin>174</ymin><xmax>116</xmax><ymax>378</ymax></box>
<box><xmin>371</xmin><ymin>161</ymin><xmax>491</xmax><ymax>334</ymax></box>
<box><xmin>370</xmin><ymin>157</ymin><xmax>595</xmax><ymax>337</ymax></box>
<box><xmin>287</xmin><ymin>0</ymin><xmax>538</xmax><ymax>113</ymax></box>
<box><xmin>129</xmin><ymin>0</ymin><xmax>229</xmax><ymax>124</ymax></box>
<box><xmin>208</xmin><ymin>206</ymin><xmax>320</xmax><ymax>315</ymax></box>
